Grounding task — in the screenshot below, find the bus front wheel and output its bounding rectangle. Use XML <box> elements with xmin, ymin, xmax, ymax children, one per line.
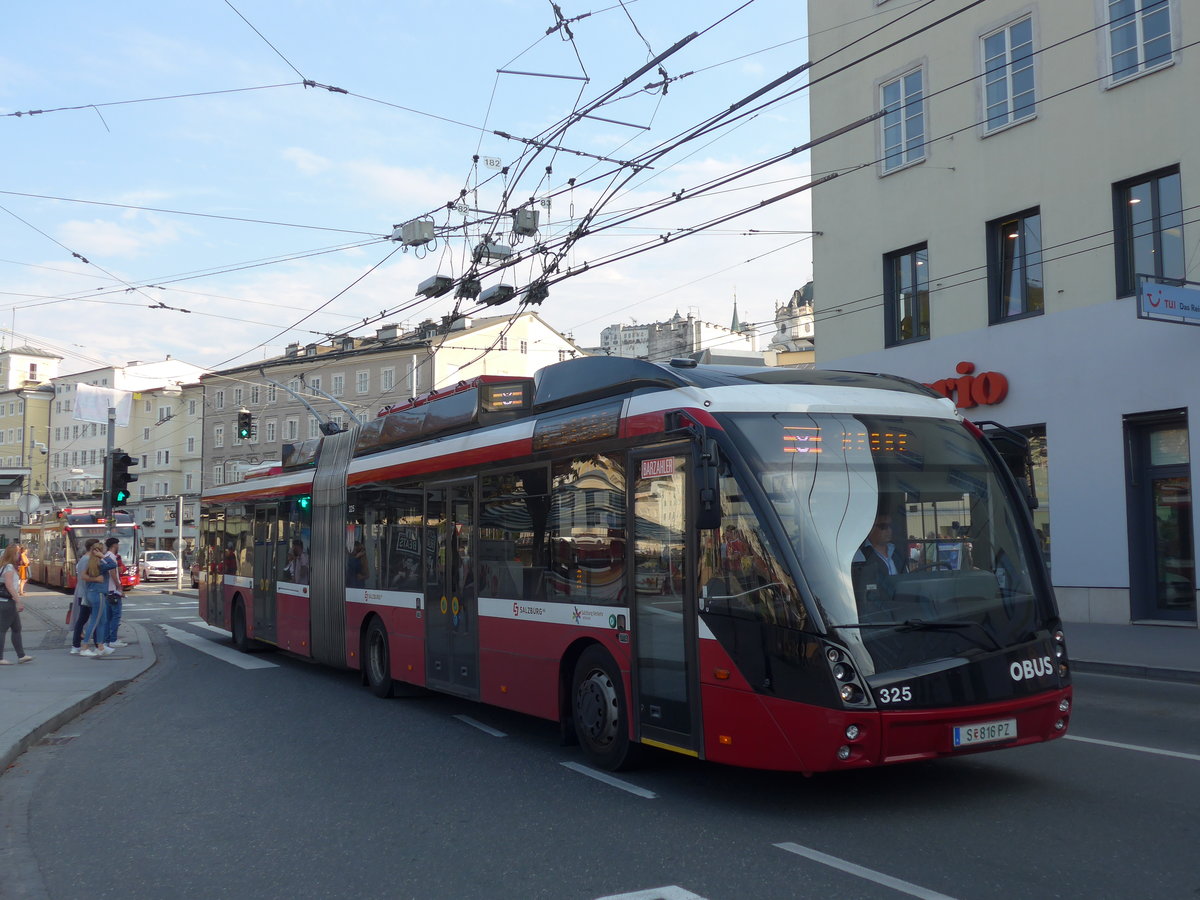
<box><xmin>364</xmin><ymin>619</ymin><xmax>394</xmax><ymax>698</ymax></box>
<box><xmin>571</xmin><ymin>646</ymin><xmax>640</xmax><ymax>771</ymax></box>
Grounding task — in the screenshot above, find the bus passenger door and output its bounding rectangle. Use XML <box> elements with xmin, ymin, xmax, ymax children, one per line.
<box><xmin>424</xmin><ymin>480</ymin><xmax>479</xmax><ymax>698</ymax></box>
<box><xmin>630</xmin><ymin>449</ymin><xmax>700</xmax><ymax>756</ymax></box>
<box><xmin>252</xmin><ymin>504</ymin><xmax>279</xmax><ymax>642</ymax></box>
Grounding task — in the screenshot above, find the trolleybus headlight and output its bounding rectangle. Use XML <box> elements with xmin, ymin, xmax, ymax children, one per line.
<box><xmin>839</xmin><ymin>684</ymin><xmax>863</xmax><ymax>703</ymax></box>
<box><xmin>833</xmin><ymin>662</ymin><xmax>855</xmax><ymax>682</ymax></box>
<box><xmin>826</xmin><ymin>647</ymin><xmax>841</xmax><ymax>663</ymax></box>
<box><xmin>1055</xmin><ymin>644</ymin><xmax>1065</xmax><ymax>659</ymax></box>
<box><xmin>1058</xmin><ymin>698</ymin><xmax>1070</xmax><ymax>713</ymax></box>
<box><xmin>837</xmin><ymin>745</ymin><xmax>852</xmax><ymax>761</ymax></box>
<box><xmin>845</xmin><ymin>724</ymin><xmax>861</xmax><ymax>741</ymax></box>
<box><xmin>1054</xmin><ymin>629</ymin><xmax>1065</xmax><ymax>643</ymax></box>
<box><xmin>1054</xmin><ymin>718</ymin><xmax>1066</xmax><ymax>731</ymax></box>
<box><xmin>1059</xmin><ymin>663</ymin><xmax>1069</xmax><ymax>677</ymax></box>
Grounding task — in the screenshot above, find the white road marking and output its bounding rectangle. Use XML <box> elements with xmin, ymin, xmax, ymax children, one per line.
<box><xmin>775</xmin><ymin>843</ymin><xmax>959</xmax><ymax>900</ymax></box>
<box><xmin>595</xmin><ymin>888</ymin><xmax>707</xmax><ymax>900</ymax></box>
<box><xmin>453</xmin><ymin>715</ymin><xmax>506</xmax><ymax>737</ymax></box>
<box><xmin>159</xmin><ymin>625</ymin><xmax>278</xmax><ymax>670</ymax></box>
<box><xmin>560</xmin><ymin>761</ymin><xmax>657</xmax><ymax>799</ymax></box>
<box><xmin>1064</xmin><ymin>734</ymin><xmax>1200</xmax><ymax>762</ymax></box>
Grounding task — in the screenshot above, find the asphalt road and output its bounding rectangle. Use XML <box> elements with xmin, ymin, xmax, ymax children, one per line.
<box><xmin>5</xmin><ymin>591</ymin><xmax>1200</xmax><ymax>900</ymax></box>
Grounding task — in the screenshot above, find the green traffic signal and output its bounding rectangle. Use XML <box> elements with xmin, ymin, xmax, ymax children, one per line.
<box><xmin>237</xmin><ymin>409</ymin><xmax>253</xmax><ymax>440</ymax></box>
<box><xmin>110</xmin><ymin>450</ymin><xmax>138</xmax><ymax>507</ymax></box>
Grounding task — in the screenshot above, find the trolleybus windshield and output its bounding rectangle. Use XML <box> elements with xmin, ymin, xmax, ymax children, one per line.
<box><xmin>728</xmin><ymin>412</ymin><xmax>1054</xmax><ymax>676</ymax></box>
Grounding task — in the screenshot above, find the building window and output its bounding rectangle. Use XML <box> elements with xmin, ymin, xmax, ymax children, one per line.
<box><xmin>142</xmin><ymin>428</ymin><xmax>150</xmax><ymax>441</ymax></box>
<box><xmin>308</xmin><ymin>416</ymin><xmax>320</xmax><ymax>439</ymax></box>
<box><xmin>309</xmin><ymin>377</ymin><xmax>321</xmax><ymax>395</ymax></box>
<box><xmin>285</xmin><ymin>418</ymin><xmax>298</xmax><ymax>441</ymax></box>
<box><xmin>214</xmin><ymin>426</ymin><xmax>224</xmax><ymax>448</ymax></box>
<box><xmin>331</xmin><ymin>374</ymin><xmax>344</xmax><ymax>397</ymax></box>
<box><xmin>1114</xmin><ymin>167</ymin><xmax>1183</xmax><ymax>297</ymax></box>
<box><xmin>267</xmin><ymin>384</ymin><xmax>277</xmax><ymax>404</ymax></box>
<box><xmin>188</xmin><ymin>399</ymin><xmax>197</xmax><ymax>416</ymax></box>
<box><xmin>381</xmin><ymin>368</ymin><xmax>395</xmax><ymax>392</ymax></box>
<box><xmin>356</xmin><ymin>371</ymin><xmax>369</xmax><ymax>394</ymax></box>
<box><xmin>185</xmin><ymin>473</ymin><xmax>194</xmax><ymax>491</ymax></box>
<box><xmin>265</xmin><ymin>420</ymin><xmax>277</xmax><ymax>443</ymax></box>
<box><xmin>880</xmin><ymin>68</ymin><xmax>925</xmax><ymax>172</ymax></box>
<box><xmin>988</xmin><ymin>209</ymin><xmax>1044</xmax><ymax>322</ymax></box>
<box><xmin>215</xmin><ymin>390</ymin><xmax>224</xmax><ymax>410</ymax></box>
<box><xmin>499</xmin><ymin>336</ymin><xmax>508</xmax><ymax>350</ymax></box>
<box><xmin>982</xmin><ymin>17</ymin><xmax>1034</xmax><ymax>131</ymax></box>
<box><xmin>251</xmin><ymin>385</ymin><xmax>260</xmax><ymax>405</ymax></box>
<box><xmin>1109</xmin><ymin>0</ymin><xmax>1172</xmax><ymax>83</ymax></box>
<box><xmin>187</xmin><ymin>436</ymin><xmax>196</xmax><ymax>454</ymax></box>
<box><xmin>213</xmin><ymin>465</ymin><xmax>223</xmax><ymax>485</ymax></box>
<box><xmin>884</xmin><ymin>244</ymin><xmax>930</xmax><ymax>345</ymax></box>
<box><xmin>520</xmin><ymin>341</ymin><xmax>528</xmax><ymax>354</ymax></box>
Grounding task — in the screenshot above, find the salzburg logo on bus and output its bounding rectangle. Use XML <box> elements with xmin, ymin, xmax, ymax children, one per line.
<box><xmin>1010</xmin><ymin>655</ymin><xmax>1054</xmax><ymax>681</ymax></box>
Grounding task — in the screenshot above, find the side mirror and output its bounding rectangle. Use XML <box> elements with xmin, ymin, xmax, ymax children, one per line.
<box><xmin>977</xmin><ymin>421</ymin><xmax>1038</xmax><ymax>510</ymax></box>
<box><xmin>696</xmin><ymin>437</ymin><xmax>722</xmax><ymax>531</ymax></box>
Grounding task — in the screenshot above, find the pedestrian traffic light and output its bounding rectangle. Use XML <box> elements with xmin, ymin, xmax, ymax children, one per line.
<box><xmin>237</xmin><ymin>409</ymin><xmax>253</xmax><ymax>440</ymax></box>
<box><xmin>111</xmin><ymin>451</ymin><xmax>138</xmax><ymax>506</ymax></box>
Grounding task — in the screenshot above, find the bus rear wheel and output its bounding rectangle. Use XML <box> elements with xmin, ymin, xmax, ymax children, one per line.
<box><xmin>572</xmin><ymin>646</ymin><xmax>640</xmax><ymax>771</ymax></box>
<box><xmin>231</xmin><ymin>598</ymin><xmax>251</xmax><ymax>651</ymax></box>
<box><xmin>364</xmin><ymin>619</ymin><xmax>393</xmax><ymax>698</ymax></box>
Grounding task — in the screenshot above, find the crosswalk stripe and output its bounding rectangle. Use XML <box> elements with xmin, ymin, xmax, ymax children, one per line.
<box><xmin>159</xmin><ymin>625</ymin><xmax>278</xmax><ymax>670</ymax></box>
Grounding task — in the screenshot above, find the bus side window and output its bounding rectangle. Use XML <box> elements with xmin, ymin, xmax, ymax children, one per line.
<box><xmin>700</xmin><ymin>473</ymin><xmax>805</xmax><ymax>629</ymax></box>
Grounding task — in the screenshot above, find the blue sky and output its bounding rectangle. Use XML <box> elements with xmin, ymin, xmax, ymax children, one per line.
<box><xmin>2</xmin><ymin>0</ymin><xmax>812</xmax><ymax>373</ymax></box>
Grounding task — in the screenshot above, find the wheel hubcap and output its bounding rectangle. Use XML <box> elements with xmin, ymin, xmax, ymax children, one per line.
<box><xmin>577</xmin><ymin>668</ymin><xmax>618</xmax><ymax>748</ymax></box>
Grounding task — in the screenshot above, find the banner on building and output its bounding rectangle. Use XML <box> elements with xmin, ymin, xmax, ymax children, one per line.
<box><xmin>73</xmin><ymin>384</ymin><xmax>132</xmax><ymax>426</ymax></box>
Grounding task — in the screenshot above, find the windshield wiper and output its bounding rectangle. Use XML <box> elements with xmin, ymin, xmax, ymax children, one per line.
<box><xmin>831</xmin><ymin>618</ymin><xmax>1002</xmax><ymax>652</ymax></box>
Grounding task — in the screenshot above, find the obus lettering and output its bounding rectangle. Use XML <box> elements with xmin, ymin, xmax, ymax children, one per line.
<box><xmin>1009</xmin><ymin>655</ymin><xmax>1053</xmax><ymax>681</ymax></box>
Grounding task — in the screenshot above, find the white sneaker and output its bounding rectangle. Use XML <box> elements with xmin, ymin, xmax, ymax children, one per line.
<box><xmin>99</xmin><ymin>646</ymin><xmax>115</xmax><ymax>656</ymax></box>
<box><xmin>109</xmin><ymin>640</ymin><xmax>128</xmax><ymax>648</ymax></box>
<box><xmin>80</xmin><ymin>648</ymin><xmax>99</xmax><ymax>658</ymax></box>
<box><xmin>70</xmin><ymin>647</ymin><xmax>80</xmax><ymax>655</ymax></box>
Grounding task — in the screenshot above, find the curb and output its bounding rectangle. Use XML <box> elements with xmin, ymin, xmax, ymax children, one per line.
<box><xmin>1071</xmin><ymin>659</ymin><xmax>1200</xmax><ymax>685</ymax></box>
<box><xmin>0</xmin><ymin>676</ymin><xmax>141</xmax><ymax>773</ymax></box>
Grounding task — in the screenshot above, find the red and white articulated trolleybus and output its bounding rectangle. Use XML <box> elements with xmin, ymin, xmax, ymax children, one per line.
<box><xmin>20</xmin><ymin>509</ymin><xmax>142</xmax><ymax>591</ymax></box>
<box><xmin>198</xmin><ymin>356</ymin><xmax>1072</xmax><ymax>773</ymax></box>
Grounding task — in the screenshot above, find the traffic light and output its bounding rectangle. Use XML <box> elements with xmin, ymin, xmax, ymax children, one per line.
<box><xmin>111</xmin><ymin>451</ymin><xmax>138</xmax><ymax>506</ymax></box>
<box><xmin>237</xmin><ymin>409</ymin><xmax>253</xmax><ymax>440</ymax></box>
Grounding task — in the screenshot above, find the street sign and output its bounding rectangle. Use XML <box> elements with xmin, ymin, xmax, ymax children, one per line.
<box><xmin>1138</xmin><ymin>276</ymin><xmax>1200</xmax><ymax>326</ymax></box>
<box><xmin>16</xmin><ymin>494</ymin><xmax>39</xmax><ymax>515</ymax></box>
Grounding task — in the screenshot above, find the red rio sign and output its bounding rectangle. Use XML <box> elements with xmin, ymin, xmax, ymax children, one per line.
<box><xmin>924</xmin><ymin>361</ymin><xmax>1008</xmax><ymax>409</ymax></box>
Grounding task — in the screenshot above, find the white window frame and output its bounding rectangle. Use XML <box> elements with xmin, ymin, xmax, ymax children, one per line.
<box><xmin>381</xmin><ymin>367</ymin><xmax>395</xmax><ymax>393</ymax></box>
<box><xmin>980</xmin><ymin>16</ymin><xmax>1036</xmax><ymax>133</ymax></box>
<box><xmin>265</xmin><ymin>419</ymin><xmax>277</xmax><ymax>443</ymax></box>
<box><xmin>331</xmin><ymin>374</ymin><xmax>344</xmax><ymax>397</ymax></box>
<box><xmin>879</xmin><ymin>65</ymin><xmax>926</xmax><ymax>173</ymax></box>
<box><xmin>1107</xmin><ymin>0</ymin><xmax>1174</xmax><ymax>85</ymax></box>
<box><xmin>215</xmin><ymin>390</ymin><xmax>225</xmax><ymax>410</ymax></box>
<box><xmin>356</xmin><ymin>371</ymin><xmax>369</xmax><ymax>394</ymax></box>
<box><xmin>214</xmin><ymin>425</ymin><xmax>225</xmax><ymax>448</ymax></box>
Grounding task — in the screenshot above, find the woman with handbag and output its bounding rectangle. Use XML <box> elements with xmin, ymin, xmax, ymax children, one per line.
<box><xmin>79</xmin><ymin>543</ymin><xmax>111</xmax><ymax>658</ymax></box>
<box><xmin>0</xmin><ymin>543</ymin><xmax>33</xmax><ymax>664</ymax></box>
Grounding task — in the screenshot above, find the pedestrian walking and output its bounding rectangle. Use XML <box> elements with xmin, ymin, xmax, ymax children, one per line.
<box><xmin>0</xmin><ymin>543</ymin><xmax>34</xmax><ymax>664</ymax></box>
<box><xmin>101</xmin><ymin>537</ymin><xmax>127</xmax><ymax>650</ymax></box>
<box><xmin>79</xmin><ymin>543</ymin><xmax>111</xmax><ymax>657</ymax></box>
<box><xmin>70</xmin><ymin>538</ymin><xmax>101</xmax><ymax>655</ymax></box>
<box><xmin>17</xmin><ymin>542</ymin><xmax>30</xmax><ymax>596</ymax></box>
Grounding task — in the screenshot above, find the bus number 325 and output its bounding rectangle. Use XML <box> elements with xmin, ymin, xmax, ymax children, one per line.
<box><xmin>878</xmin><ymin>686</ymin><xmax>912</xmax><ymax>703</ymax></box>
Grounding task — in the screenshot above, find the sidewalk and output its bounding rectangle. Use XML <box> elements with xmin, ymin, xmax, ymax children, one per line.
<box><xmin>0</xmin><ymin>584</ymin><xmax>157</xmax><ymax>773</ymax></box>
<box><xmin>2</xmin><ymin>586</ymin><xmax>1198</xmax><ymax>774</ymax></box>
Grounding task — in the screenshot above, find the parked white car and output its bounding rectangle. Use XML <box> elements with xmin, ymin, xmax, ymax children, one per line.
<box><xmin>139</xmin><ymin>550</ymin><xmax>180</xmax><ymax>582</ymax></box>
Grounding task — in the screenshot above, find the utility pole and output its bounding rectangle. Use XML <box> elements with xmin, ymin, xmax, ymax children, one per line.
<box><xmin>102</xmin><ymin>405</ymin><xmax>116</xmax><ymax>521</ymax></box>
